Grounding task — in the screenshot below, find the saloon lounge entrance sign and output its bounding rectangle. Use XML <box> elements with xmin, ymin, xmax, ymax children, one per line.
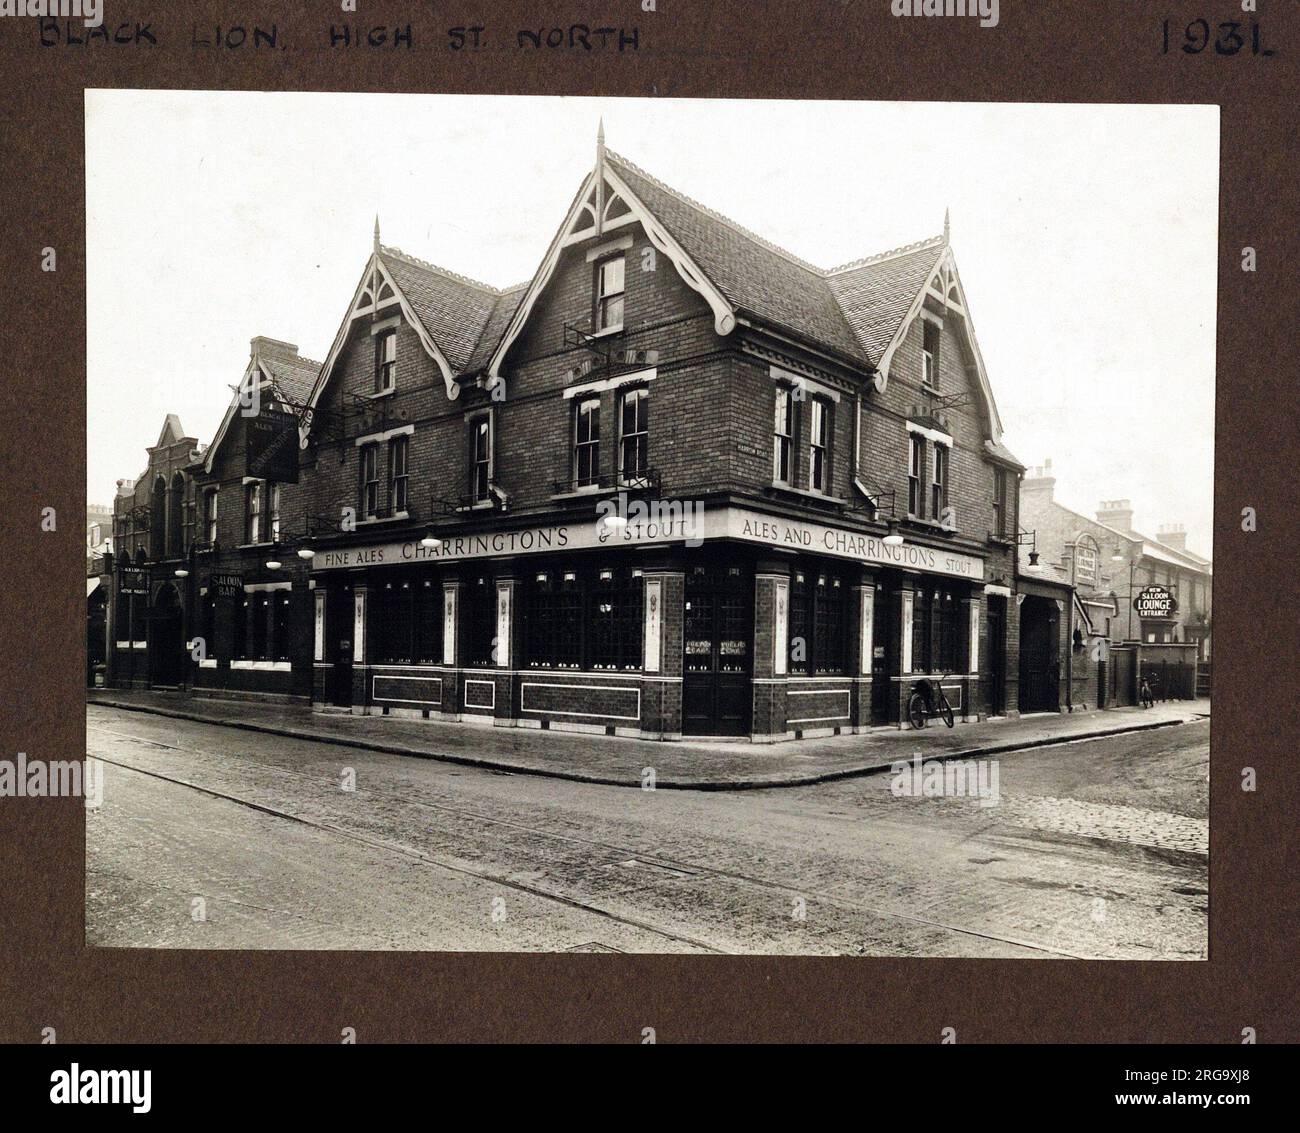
<box><xmin>1133</xmin><ymin>584</ymin><xmax>1178</xmax><ymax>619</ymax></box>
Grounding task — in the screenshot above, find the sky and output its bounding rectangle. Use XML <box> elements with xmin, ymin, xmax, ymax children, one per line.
<box><xmin>86</xmin><ymin>93</ymin><xmax>1219</xmax><ymax>557</ymax></box>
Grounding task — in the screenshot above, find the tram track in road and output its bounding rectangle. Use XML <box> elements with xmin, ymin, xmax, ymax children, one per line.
<box><xmin>93</xmin><ymin>754</ymin><xmax>726</xmax><ymax>955</ymax></box>
<box><xmin>89</xmin><ymin>715</ymin><xmax>1091</xmax><ymax>957</ymax></box>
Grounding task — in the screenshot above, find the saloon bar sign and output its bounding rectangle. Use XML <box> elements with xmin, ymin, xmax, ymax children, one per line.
<box><xmin>211</xmin><ymin>573</ymin><xmax>244</xmax><ymax>599</ymax></box>
<box><xmin>246</xmin><ymin>407</ymin><xmax>300</xmax><ymax>483</ymax></box>
<box><xmin>1133</xmin><ymin>584</ymin><xmax>1178</xmax><ymax>619</ymax></box>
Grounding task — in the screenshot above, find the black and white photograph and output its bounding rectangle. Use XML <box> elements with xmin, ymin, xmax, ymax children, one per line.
<box><xmin>84</xmin><ymin>93</ymin><xmax>1216</xmax><ymax>959</ymax></box>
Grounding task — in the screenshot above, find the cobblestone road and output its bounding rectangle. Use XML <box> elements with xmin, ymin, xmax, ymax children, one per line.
<box><xmin>86</xmin><ymin>706</ymin><xmax>1209</xmax><ymax>959</ymax></box>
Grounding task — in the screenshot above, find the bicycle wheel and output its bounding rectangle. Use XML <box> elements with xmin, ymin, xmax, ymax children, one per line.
<box><xmin>940</xmin><ymin>696</ymin><xmax>955</xmax><ymax>728</ymax></box>
<box><xmin>907</xmin><ymin>693</ymin><xmax>927</xmax><ymax>730</ymax></box>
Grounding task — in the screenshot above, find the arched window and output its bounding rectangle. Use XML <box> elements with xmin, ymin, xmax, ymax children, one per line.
<box><xmin>168</xmin><ymin>472</ymin><xmax>185</xmax><ymax>557</ymax></box>
<box><xmin>150</xmin><ymin>476</ymin><xmax>167</xmax><ymax>560</ymax></box>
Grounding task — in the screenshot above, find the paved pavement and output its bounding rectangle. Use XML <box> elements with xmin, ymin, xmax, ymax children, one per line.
<box><xmin>86</xmin><ymin>688</ymin><xmax>1209</xmax><ymax>789</ymax></box>
<box><xmin>86</xmin><ymin>704</ymin><xmax>1209</xmax><ymax>957</ymax></box>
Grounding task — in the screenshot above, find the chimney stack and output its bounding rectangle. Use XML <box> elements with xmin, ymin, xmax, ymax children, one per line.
<box><xmin>1097</xmin><ymin>499</ymin><xmax>1135</xmax><ymax>534</ymax></box>
<box><xmin>1157</xmin><ymin>523</ymin><xmax>1187</xmax><ymax>552</ymax></box>
<box><xmin>1022</xmin><ymin>458</ymin><xmax>1056</xmax><ymax>500</ymax></box>
<box><xmin>250</xmin><ymin>336</ymin><xmax>301</xmax><ymax>362</ymax></box>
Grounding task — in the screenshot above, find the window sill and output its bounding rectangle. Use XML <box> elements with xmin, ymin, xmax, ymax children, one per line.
<box><xmin>456</xmin><ymin>501</ymin><xmax>498</xmax><ymax>513</ymax></box>
<box><xmin>356</xmin><ymin>511</ymin><xmax>410</xmax><ymax>526</ymax></box>
<box><xmin>590</xmin><ymin>324</ymin><xmax>624</xmax><ymax>338</ymax></box>
<box><xmin>769</xmin><ymin>483</ymin><xmax>846</xmax><ymax>506</ymax></box>
<box><xmin>907</xmin><ymin>517</ymin><xmax>956</xmax><ymax>535</ymax></box>
<box><xmin>236</xmin><ymin>542</ymin><xmax>274</xmax><ymax>550</ymax></box>
<box><xmin>551</xmin><ymin>485</ymin><xmax>618</xmax><ymax>502</ymax></box>
<box><xmin>359</xmin><ymin>387</ymin><xmax>396</xmax><ymax>400</ymax></box>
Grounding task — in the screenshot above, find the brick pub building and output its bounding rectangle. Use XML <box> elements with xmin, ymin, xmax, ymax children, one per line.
<box><xmin>104</xmin><ymin>131</ymin><xmax>1035</xmax><ymax>740</ymax></box>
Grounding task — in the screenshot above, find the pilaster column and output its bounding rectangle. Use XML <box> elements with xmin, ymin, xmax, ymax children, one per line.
<box><xmin>852</xmin><ymin>578</ymin><xmax>876</xmax><ymax>730</ymax></box>
<box><xmin>640</xmin><ymin>564</ymin><xmax>684</xmax><ymax>738</ymax></box>
<box><xmin>752</xmin><ymin>560</ymin><xmax>791</xmax><ymax>739</ymax></box>
<box><xmin>964</xmin><ymin>594</ymin><xmax>981</xmax><ymax>721</ymax></box>
<box><xmin>493</xmin><ymin>575</ymin><xmax>517</xmax><ymax>722</ymax></box>
<box><xmin>350</xmin><ymin>584</ymin><xmax>370</xmax><ymax>712</ymax></box>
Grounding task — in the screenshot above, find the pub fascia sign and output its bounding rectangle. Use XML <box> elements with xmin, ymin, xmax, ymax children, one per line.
<box><xmin>313</xmin><ymin>506</ymin><xmax>985</xmax><ymax>581</ymax></box>
<box><xmin>1133</xmin><ymin>584</ymin><xmax>1178</xmax><ymax>619</ymax></box>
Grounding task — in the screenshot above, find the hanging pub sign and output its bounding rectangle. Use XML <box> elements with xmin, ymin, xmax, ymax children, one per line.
<box><xmin>211</xmin><ymin>573</ymin><xmax>244</xmax><ymax>599</ymax></box>
<box><xmin>245</xmin><ymin>406</ymin><xmax>300</xmax><ymax>483</ymax></box>
<box><xmin>1133</xmin><ymin>584</ymin><xmax>1178</xmax><ymax>619</ymax></box>
<box><xmin>117</xmin><ymin>567</ymin><xmax>149</xmax><ymax>596</ymax></box>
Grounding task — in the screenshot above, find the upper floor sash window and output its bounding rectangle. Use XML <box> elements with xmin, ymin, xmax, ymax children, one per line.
<box><xmin>389</xmin><ymin>434</ymin><xmax>409</xmax><ymax>514</ymax></box>
<box><xmin>595</xmin><ymin>255</ymin><xmax>625</xmax><ymax>333</ymax></box>
<box><xmin>931</xmin><ymin>441</ymin><xmax>949</xmax><ymax>520</ymax></box>
<box><xmin>244</xmin><ymin>481</ymin><xmax>263</xmax><ymax>545</ymax></box>
<box><xmin>574</xmin><ymin>398</ymin><xmax>601</xmax><ymax>488</ymax></box>
<box><xmin>809</xmin><ymin>397</ymin><xmax>832</xmax><ymax>493</ymax></box>
<box><xmin>922</xmin><ymin>319</ymin><xmax>941</xmax><ymax>389</ymax></box>
<box><xmin>375</xmin><ymin>328</ymin><xmax>397</xmax><ymax>394</ymax></box>
<box><xmin>908</xmin><ymin>433</ymin><xmax>925</xmax><ymax>518</ymax></box>
<box><xmin>619</xmin><ymin>386</ymin><xmax>649</xmax><ymax>486</ymax></box>
<box><xmin>360</xmin><ymin>443</ymin><xmax>380</xmax><ymax>518</ymax></box>
<box><xmin>773</xmin><ymin>385</ymin><xmax>794</xmax><ymax>484</ymax></box>
<box><xmin>469</xmin><ymin>414</ymin><xmax>493</xmax><ymax>503</ymax></box>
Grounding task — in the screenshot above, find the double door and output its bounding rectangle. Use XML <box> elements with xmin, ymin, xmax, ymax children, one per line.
<box><xmin>682</xmin><ymin>564</ymin><xmax>752</xmax><ymax>735</ymax></box>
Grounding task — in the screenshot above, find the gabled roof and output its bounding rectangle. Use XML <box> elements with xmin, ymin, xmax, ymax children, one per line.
<box><xmin>257</xmin><ymin>349</ymin><xmax>320</xmax><ymax>406</ymax></box>
<box><xmin>605</xmin><ymin>152</ymin><xmax>869</xmax><ymax>364</ymax></box>
<box><xmin>204</xmin><ymin>339</ymin><xmax>322</xmax><ymax>475</ymax></box>
<box><xmin>150</xmin><ymin>414</ymin><xmax>190</xmax><ymax>450</ymax></box>
<box><xmin>299</xmin><ymin>139</ymin><xmax>1013</xmax><ymax>451</ymax></box>
<box><xmin>464</xmin><ymin>285</ymin><xmax>529</xmax><ymax>376</ymax></box>
<box><xmin>302</xmin><ymin>245</ymin><xmax>528</xmax><ymax>428</ymax></box>
<box><xmin>827</xmin><ymin>240</ymin><xmax>947</xmax><ymax>364</ymax></box>
<box><xmin>379</xmin><ymin>248</ymin><xmax>505</xmax><ymax>372</ymax></box>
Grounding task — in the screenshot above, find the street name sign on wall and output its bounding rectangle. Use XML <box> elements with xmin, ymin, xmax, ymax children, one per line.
<box><xmin>1133</xmin><ymin>584</ymin><xmax>1178</xmax><ymax>618</ymax></box>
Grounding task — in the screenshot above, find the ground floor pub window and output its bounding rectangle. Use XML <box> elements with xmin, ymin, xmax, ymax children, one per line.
<box><xmin>788</xmin><ymin>566</ymin><xmax>848</xmax><ymax>674</ymax></box>
<box><xmin>199</xmin><ymin>590</ymin><xmax>217</xmax><ymax>659</ymax></box>
<box><xmin>232</xmin><ymin>595</ymin><xmax>247</xmax><ymax>659</ymax></box>
<box><xmin>273</xmin><ymin>591</ymin><xmax>291</xmax><ymax>662</ymax></box>
<box><xmin>463</xmin><ymin>574</ymin><xmax>496</xmax><ymax>666</ymax></box>
<box><xmin>526</xmin><ymin>565</ymin><xmax>643</xmax><ymax>671</ymax></box>
<box><xmin>249</xmin><ymin>593</ymin><xmax>271</xmax><ymax>660</ymax></box>
<box><xmin>912</xmin><ymin>583</ymin><xmax>960</xmax><ymax>673</ymax></box>
<box><xmin>372</xmin><ymin>578</ymin><xmax>444</xmax><ymax>665</ymax></box>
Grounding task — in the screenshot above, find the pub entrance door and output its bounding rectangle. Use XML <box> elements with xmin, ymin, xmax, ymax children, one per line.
<box><xmin>326</xmin><ymin>582</ymin><xmax>354</xmax><ymax>708</ymax></box>
<box><xmin>683</xmin><ymin>563</ymin><xmax>752</xmax><ymax>736</ymax></box>
<box><xmin>870</xmin><ymin>583</ymin><xmax>894</xmax><ymax>725</ymax></box>
<box><xmin>986</xmin><ymin>595</ymin><xmax>1007</xmax><ymax>716</ymax></box>
<box><xmin>147</xmin><ymin>583</ymin><xmax>185</xmax><ymax>688</ymax></box>
<box><xmin>1018</xmin><ymin>595</ymin><xmax>1060</xmax><ymax>713</ymax></box>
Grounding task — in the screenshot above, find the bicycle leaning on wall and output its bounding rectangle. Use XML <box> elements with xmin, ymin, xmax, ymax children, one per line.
<box><xmin>907</xmin><ymin>675</ymin><xmax>956</xmax><ymax>730</ymax></box>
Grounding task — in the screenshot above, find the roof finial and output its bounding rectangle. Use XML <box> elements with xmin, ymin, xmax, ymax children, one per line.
<box><xmin>943</xmin><ymin>207</ymin><xmax>950</xmax><ymax>244</ymax></box>
<box><xmin>373</xmin><ymin>214</ymin><xmax>381</xmax><ymax>255</ymax></box>
<box><xmin>597</xmin><ymin>116</ymin><xmax>605</xmax><ymax>154</ymax></box>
